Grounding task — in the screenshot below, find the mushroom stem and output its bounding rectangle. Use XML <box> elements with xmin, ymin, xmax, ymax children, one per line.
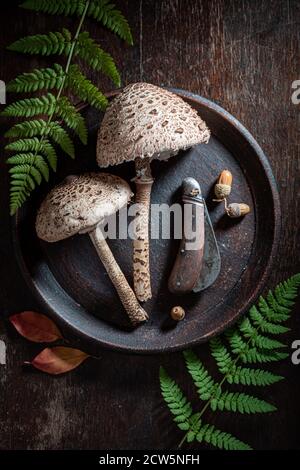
<box><xmin>89</xmin><ymin>226</ymin><xmax>148</xmax><ymax>326</ymax></box>
<box><xmin>133</xmin><ymin>159</ymin><xmax>153</xmax><ymax>302</ymax></box>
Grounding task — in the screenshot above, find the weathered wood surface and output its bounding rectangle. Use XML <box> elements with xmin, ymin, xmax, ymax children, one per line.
<box><xmin>0</xmin><ymin>0</ymin><xmax>300</xmax><ymax>450</ymax></box>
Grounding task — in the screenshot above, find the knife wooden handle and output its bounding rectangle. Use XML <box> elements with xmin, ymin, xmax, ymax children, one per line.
<box><xmin>168</xmin><ymin>197</ymin><xmax>205</xmax><ymax>294</ymax></box>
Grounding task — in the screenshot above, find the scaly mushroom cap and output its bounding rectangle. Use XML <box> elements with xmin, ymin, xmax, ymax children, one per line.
<box><xmin>36</xmin><ymin>172</ymin><xmax>132</xmax><ymax>242</ymax></box>
<box><xmin>97</xmin><ymin>82</ymin><xmax>210</xmax><ymax>167</ymax></box>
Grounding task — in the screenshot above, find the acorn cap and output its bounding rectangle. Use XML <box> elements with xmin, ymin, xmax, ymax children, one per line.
<box><xmin>36</xmin><ymin>173</ymin><xmax>132</xmax><ymax>242</ymax></box>
<box><xmin>97</xmin><ymin>82</ymin><xmax>210</xmax><ymax>168</ymax></box>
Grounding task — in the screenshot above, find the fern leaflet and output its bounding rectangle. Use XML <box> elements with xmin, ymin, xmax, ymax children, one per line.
<box><xmin>5</xmin><ymin>138</ymin><xmax>57</xmax><ymax>171</ymax></box>
<box><xmin>209</xmin><ymin>337</ymin><xmax>283</xmax><ymax>386</ymax></box>
<box><xmin>160</xmin><ymin>367</ymin><xmax>251</xmax><ymax>450</ymax></box>
<box><xmin>21</xmin><ymin>0</ymin><xmax>133</xmax><ymax>45</ymax></box>
<box><xmin>8</xmin><ymin>29</ymin><xmax>72</xmax><ymax>56</ymax></box>
<box><xmin>183</xmin><ymin>350</ymin><xmax>275</xmax><ymax>414</ymax></box>
<box><xmin>76</xmin><ymin>31</ymin><xmax>120</xmax><ymax>86</ymax></box>
<box><xmin>6</xmin><ymin>64</ymin><xmax>65</xmax><ymax>93</ymax></box>
<box><xmin>67</xmin><ymin>64</ymin><xmax>108</xmax><ymax>110</ymax></box>
<box><xmin>5</xmin><ymin>119</ymin><xmax>74</xmax><ymax>158</ymax></box>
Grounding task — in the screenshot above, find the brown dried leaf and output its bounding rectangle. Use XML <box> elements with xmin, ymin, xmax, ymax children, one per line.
<box><xmin>30</xmin><ymin>347</ymin><xmax>89</xmax><ymax>375</ymax></box>
<box><xmin>10</xmin><ymin>311</ymin><xmax>62</xmax><ymax>343</ymax></box>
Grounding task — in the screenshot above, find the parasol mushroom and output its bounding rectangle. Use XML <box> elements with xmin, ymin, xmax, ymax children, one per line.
<box><xmin>35</xmin><ymin>172</ymin><xmax>148</xmax><ymax>326</ymax></box>
<box><xmin>97</xmin><ymin>83</ymin><xmax>210</xmax><ymax>302</ymax></box>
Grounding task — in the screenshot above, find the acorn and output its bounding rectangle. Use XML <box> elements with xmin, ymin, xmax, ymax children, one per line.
<box><xmin>226</xmin><ymin>203</ymin><xmax>250</xmax><ymax>218</ymax></box>
<box><xmin>214</xmin><ymin>170</ymin><xmax>233</xmax><ymax>201</ymax></box>
<box><xmin>170</xmin><ymin>306</ymin><xmax>185</xmax><ymax>321</ymax></box>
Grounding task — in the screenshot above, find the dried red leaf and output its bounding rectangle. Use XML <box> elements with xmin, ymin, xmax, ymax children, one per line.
<box><xmin>10</xmin><ymin>311</ymin><xmax>62</xmax><ymax>343</ymax></box>
<box><xmin>29</xmin><ymin>347</ymin><xmax>89</xmax><ymax>375</ymax></box>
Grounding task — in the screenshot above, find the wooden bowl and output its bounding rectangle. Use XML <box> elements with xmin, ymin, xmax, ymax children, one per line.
<box><xmin>12</xmin><ymin>89</ymin><xmax>281</xmax><ymax>354</ymax></box>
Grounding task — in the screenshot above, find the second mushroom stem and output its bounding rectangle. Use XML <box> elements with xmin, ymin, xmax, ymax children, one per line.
<box><xmin>133</xmin><ymin>159</ymin><xmax>153</xmax><ymax>302</ymax></box>
<box><xmin>89</xmin><ymin>226</ymin><xmax>148</xmax><ymax>325</ymax></box>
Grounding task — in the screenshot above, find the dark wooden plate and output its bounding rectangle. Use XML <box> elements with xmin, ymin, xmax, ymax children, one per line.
<box><xmin>12</xmin><ymin>89</ymin><xmax>281</xmax><ymax>354</ymax></box>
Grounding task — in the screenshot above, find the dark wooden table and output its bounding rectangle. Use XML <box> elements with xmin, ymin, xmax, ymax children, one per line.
<box><xmin>0</xmin><ymin>0</ymin><xmax>299</xmax><ymax>450</ymax></box>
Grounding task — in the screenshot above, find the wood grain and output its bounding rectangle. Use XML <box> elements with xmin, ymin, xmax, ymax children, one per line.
<box><xmin>0</xmin><ymin>0</ymin><xmax>300</xmax><ymax>451</ymax></box>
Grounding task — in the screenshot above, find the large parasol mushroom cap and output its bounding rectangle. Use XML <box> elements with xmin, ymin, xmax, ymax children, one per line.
<box><xmin>36</xmin><ymin>172</ymin><xmax>132</xmax><ymax>242</ymax></box>
<box><xmin>97</xmin><ymin>82</ymin><xmax>210</xmax><ymax>167</ymax></box>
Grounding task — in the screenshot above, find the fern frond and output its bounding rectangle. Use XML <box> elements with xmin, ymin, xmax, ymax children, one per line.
<box><xmin>87</xmin><ymin>0</ymin><xmax>133</xmax><ymax>45</ymax></box>
<box><xmin>238</xmin><ymin>317</ymin><xmax>286</xmax><ymax>350</ymax></box>
<box><xmin>230</xmin><ymin>366</ymin><xmax>283</xmax><ymax>386</ymax></box>
<box><xmin>47</xmin><ymin>122</ymin><xmax>75</xmax><ymax>158</ymax></box>
<box><xmin>184</xmin><ymin>350</ymin><xmax>276</xmax><ymax>413</ymax></box>
<box><xmin>75</xmin><ymin>32</ymin><xmax>120</xmax><ymax>86</ymax></box>
<box><xmin>226</xmin><ymin>330</ymin><xmax>288</xmax><ymax>363</ymax></box>
<box><xmin>21</xmin><ymin>0</ymin><xmax>86</xmax><ymax>16</ymax></box>
<box><xmin>6</xmin><ymin>64</ymin><xmax>65</xmax><ymax>93</ymax></box>
<box><xmin>5</xmin><ymin>119</ymin><xmax>49</xmax><ymax>138</ymax></box>
<box><xmin>209</xmin><ymin>337</ymin><xmax>232</xmax><ymax>374</ymax></box>
<box><xmin>21</xmin><ymin>0</ymin><xmax>134</xmax><ymax>45</ymax></box>
<box><xmin>183</xmin><ymin>350</ymin><xmax>216</xmax><ymax>400</ymax></box>
<box><xmin>1</xmin><ymin>93</ymin><xmax>57</xmax><ymax>117</ymax></box>
<box><xmin>5</xmin><ymin>120</ymin><xmax>74</xmax><ymax>158</ymax></box>
<box><xmin>5</xmin><ymin>138</ymin><xmax>57</xmax><ymax>171</ymax></box>
<box><xmin>8</xmin><ymin>154</ymin><xmax>49</xmax><ymax>182</ymax></box>
<box><xmin>8</xmin><ymin>29</ymin><xmax>72</xmax><ymax>56</ymax></box>
<box><xmin>249</xmin><ymin>306</ymin><xmax>290</xmax><ymax>334</ymax></box>
<box><xmin>264</xmin><ymin>293</ymin><xmax>290</xmax><ymax>322</ymax></box>
<box><xmin>67</xmin><ymin>64</ymin><xmax>108</xmax><ymax>110</ymax></box>
<box><xmin>56</xmin><ymin>97</ymin><xmax>87</xmax><ymax>144</ymax></box>
<box><xmin>160</xmin><ymin>367</ymin><xmax>251</xmax><ymax>450</ymax></box>
<box><xmin>196</xmin><ymin>423</ymin><xmax>251</xmax><ymax>450</ymax></box>
<box><xmin>3</xmin><ymin>94</ymin><xmax>87</xmax><ymax>145</ymax></box>
<box><xmin>209</xmin><ymin>337</ymin><xmax>283</xmax><ymax>386</ymax></box>
<box><xmin>210</xmin><ymin>390</ymin><xmax>276</xmax><ymax>414</ymax></box>
<box><xmin>159</xmin><ymin>367</ymin><xmax>193</xmax><ymax>430</ymax></box>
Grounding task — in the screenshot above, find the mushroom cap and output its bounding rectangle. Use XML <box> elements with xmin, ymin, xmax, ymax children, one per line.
<box><xmin>36</xmin><ymin>172</ymin><xmax>132</xmax><ymax>242</ymax></box>
<box><xmin>97</xmin><ymin>82</ymin><xmax>210</xmax><ymax>168</ymax></box>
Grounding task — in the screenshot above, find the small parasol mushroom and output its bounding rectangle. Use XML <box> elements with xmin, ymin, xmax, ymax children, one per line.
<box><xmin>97</xmin><ymin>83</ymin><xmax>210</xmax><ymax>302</ymax></box>
<box><xmin>35</xmin><ymin>172</ymin><xmax>148</xmax><ymax>326</ymax></box>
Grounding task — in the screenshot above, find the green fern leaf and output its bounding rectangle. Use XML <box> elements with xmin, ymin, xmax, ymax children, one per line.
<box><xmin>238</xmin><ymin>317</ymin><xmax>286</xmax><ymax>349</ymax></box>
<box><xmin>87</xmin><ymin>0</ymin><xmax>133</xmax><ymax>45</ymax></box>
<box><xmin>21</xmin><ymin>0</ymin><xmax>133</xmax><ymax>45</ymax></box>
<box><xmin>159</xmin><ymin>367</ymin><xmax>193</xmax><ymax>430</ymax></box>
<box><xmin>56</xmin><ymin>96</ymin><xmax>87</xmax><ymax>144</ymax></box>
<box><xmin>5</xmin><ymin>138</ymin><xmax>57</xmax><ymax>171</ymax></box>
<box><xmin>5</xmin><ymin>119</ymin><xmax>49</xmax><ymax>138</ymax></box>
<box><xmin>75</xmin><ymin>32</ymin><xmax>120</xmax><ymax>86</ymax></box>
<box><xmin>185</xmin><ymin>349</ymin><xmax>276</xmax><ymax>413</ymax></box>
<box><xmin>249</xmin><ymin>306</ymin><xmax>290</xmax><ymax>334</ymax></box>
<box><xmin>209</xmin><ymin>337</ymin><xmax>232</xmax><ymax>374</ymax></box>
<box><xmin>67</xmin><ymin>64</ymin><xmax>108</xmax><ymax>110</ymax></box>
<box><xmin>47</xmin><ymin>122</ymin><xmax>75</xmax><ymax>158</ymax></box>
<box><xmin>183</xmin><ymin>350</ymin><xmax>216</xmax><ymax>400</ymax></box>
<box><xmin>9</xmin><ymin>164</ymin><xmax>41</xmax><ymax>185</ymax></box>
<box><xmin>212</xmin><ymin>391</ymin><xmax>276</xmax><ymax>414</ymax></box>
<box><xmin>5</xmin><ymin>120</ymin><xmax>74</xmax><ymax>158</ymax></box>
<box><xmin>3</xmin><ymin>94</ymin><xmax>87</xmax><ymax>145</ymax></box>
<box><xmin>8</xmin><ymin>29</ymin><xmax>72</xmax><ymax>56</ymax></box>
<box><xmin>7</xmin><ymin>153</ymin><xmax>48</xmax><ymax>181</ymax></box>
<box><xmin>209</xmin><ymin>337</ymin><xmax>283</xmax><ymax>385</ymax></box>
<box><xmin>226</xmin><ymin>330</ymin><xmax>288</xmax><ymax>363</ymax></box>
<box><xmin>1</xmin><ymin>93</ymin><xmax>57</xmax><ymax>117</ymax></box>
<box><xmin>21</xmin><ymin>0</ymin><xmax>86</xmax><ymax>16</ymax></box>
<box><xmin>230</xmin><ymin>366</ymin><xmax>283</xmax><ymax>386</ymax></box>
<box><xmin>196</xmin><ymin>424</ymin><xmax>251</xmax><ymax>450</ymax></box>
<box><xmin>264</xmin><ymin>293</ymin><xmax>290</xmax><ymax>322</ymax></box>
<box><xmin>6</xmin><ymin>64</ymin><xmax>65</xmax><ymax>93</ymax></box>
